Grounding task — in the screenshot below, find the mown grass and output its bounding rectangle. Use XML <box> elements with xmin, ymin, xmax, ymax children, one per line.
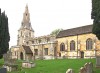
<box><xmin>0</xmin><ymin>58</ymin><xmax>100</xmax><ymax>73</ymax></box>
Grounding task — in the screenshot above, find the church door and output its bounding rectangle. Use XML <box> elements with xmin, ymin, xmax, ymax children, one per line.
<box><xmin>80</xmin><ymin>51</ymin><xmax>84</xmax><ymax>58</ymax></box>
<box><xmin>20</xmin><ymin>52</ymin><xmax>23</xmax><ymax>60</ymax></box>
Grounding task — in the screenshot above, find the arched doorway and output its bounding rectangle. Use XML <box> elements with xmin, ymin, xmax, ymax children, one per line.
<box><xmin>20</xmin><ymin>52</ymin><xmax>23</xmax><ymax>60</ymax></box>
<box><xmin>80</xmin><ymin>51</ymin><xmax>84</xmax><ymax>58</ymax></box>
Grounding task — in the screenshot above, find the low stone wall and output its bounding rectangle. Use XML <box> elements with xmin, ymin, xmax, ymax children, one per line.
<box><xmin>3</xmin><ymin>65</ymin><xmax>18</xmax><ymax>72</ymax></box>
<box><xmin>43</xmin><ymin>56</ymin><xmax>55</xmax><ymax>60</ymax></box>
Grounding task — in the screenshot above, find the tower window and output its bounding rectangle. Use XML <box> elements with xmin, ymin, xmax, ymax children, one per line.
<box><xmin>26</xmin><ymin>13</ymin><xmax>27</xmax><ymax>16</ymax></box>
<box><xmin>32</xmin><ymin>41</ymin><xmax>34</xmax><ymax>44</ymax></box>
<box><xmin>26</xmin><ymin>42</ymin><xmax>29</xmax><ymax>45</ymax></box>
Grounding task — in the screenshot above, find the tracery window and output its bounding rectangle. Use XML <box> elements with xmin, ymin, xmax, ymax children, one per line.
<box><xmin>60</xmin><ymin>43</ymin><xmax>65</xmax><ymax>51</ymax></box>
<box><xmin>86</xmin><ymin>38</ymin><xmax>93</xmax><ymax>50</ymax></box>
<box><xmin>70</xmin><ymin>40</ymin><xmax>75</xmax><ymax>51</ymax></box>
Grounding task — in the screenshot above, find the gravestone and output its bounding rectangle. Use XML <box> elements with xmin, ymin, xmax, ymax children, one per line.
<box><xmin>0</xmin><ymin>68</ymin><xmax>7</xmax><ymax>73</ymax></box>
<box><xmin>3</xmin><ymin>51</ymin><xmax>18</xmax><ymax>72</ymax></box>
<box><xmin>96</xmin><ymin>56</ymin><xmax>100</xmax><ymax>68</ymax></box>
<box><xmin>66</xmin><ymin>69</ymin><xmax>74</xmax><ymax>73</ymax></box>
<box><xmin>22</xmin><ymin>61</ymin><xmax>35</xmax><ymax>68</ymax></box>
<box><xmin>79</xmin><ymin>67</ymin><xmax>86</xmax><ymax>73</ymax></box>
<box><xmin>89</xmin><ymin>62</ymin><xmax>93</xmax><ymax>73</ymax></box>
<box><xmin>80</xmin><ymin>62</ymin><xmax>93</xmax><ymax>73</ymax></box>
<box><xmin>95</xmin><ymin>41</ymin><xmax>100</xmax><ymax>68</ymax></box>
<box><xmin>84</xmin><ymin>63</ymin><xmax>89</xmax><ymax>73</ymax></box>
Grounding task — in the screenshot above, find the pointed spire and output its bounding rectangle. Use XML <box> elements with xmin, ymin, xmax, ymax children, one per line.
<box><xmin>22</xmin><ymin>4</ymin><xmax>30</xmax><ymax>23</ymax></box>
<box><xmin>25</xmin><ymin>4</ymin><xmax>29</xmax><ymax>13</ymax></box>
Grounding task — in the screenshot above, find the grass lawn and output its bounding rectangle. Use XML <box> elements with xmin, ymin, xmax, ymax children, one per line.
<box><xmin>0</xmin><ymin>58</ymin><xmax>100</xmax><ymax>73</ymax></box>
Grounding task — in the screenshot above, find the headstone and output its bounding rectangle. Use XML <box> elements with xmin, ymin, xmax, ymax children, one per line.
<box><xmin>80</xmin><ymin>62</ymin><xmax>93</xmax><ymax>73</ymax></box>
<box><xmin>95</xmin><ymin>41</ymin><xmax>100</xmax><ymax>68</ymax></box>
<box><xmin>89</xmin><ymin>62</ymin><xmax>93</xmax><ymax>73</ymax></box>
<box><xmin>3</xmin><ymin>51</ymin><xmax>18</xmax><ymax>72</ymax></box>
<box><xmin>22</xmin><ymin>61</ymin><xmax>35</xmax><ymax>68</ymax></box>
<box><xmin>84</xmin><ymin>63</ymin><xmax>89</xmax><ymax>73</ymax></box>
<box><xmin>79</xmin><ymin>67</ymin><xmax>86</xmax><ymax>73</ymax></box>
<box><xmin>66</xmin><ymin>69</ymin><xmax>74</xmax><ymax>73</ymax></box>
<box><xmin>96</xmin><ymin>56</ymin><xmax>100</xmax><ymax>68</ymax></box>
<box><xmin>0</xmin><ymin>68</ymin><xmax>7</xmax><ymax>73</ymax></box>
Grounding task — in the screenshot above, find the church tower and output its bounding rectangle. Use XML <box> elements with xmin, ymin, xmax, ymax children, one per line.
<box><xmin>17</xmin><ymin>5</ymin><xmax>34</xmax><ymax>46</ymax></box>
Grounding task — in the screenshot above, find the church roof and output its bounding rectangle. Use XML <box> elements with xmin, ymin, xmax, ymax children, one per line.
<box><xmin>22</xmin><ymin>45</ymin><xmax>32</xmax><ymax>54</ymax></box>
<box><xmin>56</xmin><ymin>25</ymin><xmax>93</xmax><ymax>38</ymax></box>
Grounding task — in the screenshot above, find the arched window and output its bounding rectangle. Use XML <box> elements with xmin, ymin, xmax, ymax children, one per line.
<box><xmin>32</xmin><ymin>41</ymin><xmax>34</xmax><ymax>44</ymax></box>
<box><xmin>60</xmin><ymin>43</ymin><xmax>65</xmax><ymax>51</ymax></box>
<box><xmin>21</xmin><ymin>31</ymin><xmax>22</xmax><ymax>36</ymax></box>
<box><xmin>86</xmin><ymin>38</ymin><xmax>93</xmax><ymax>50</ymax></box>
<box><xmin>70</xmin><ymin>40</ymin><xmax>75</xmax><ymax>51</ymax></box>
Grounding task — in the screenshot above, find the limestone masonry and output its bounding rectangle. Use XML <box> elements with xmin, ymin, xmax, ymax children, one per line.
<box><xmin>11</xmin><ymin>5</ymin><xmax>100</xmax><ymax>60</ymax></box>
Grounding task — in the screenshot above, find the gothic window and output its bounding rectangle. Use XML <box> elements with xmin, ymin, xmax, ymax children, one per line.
<box><xmin>60</xmin><ymin>43</ymin><xmax>65</xmax><ymax>51</ymax></box>
<box><xmin>32</xmin><ymin>41</ymin><xmax>34</xmax><ymax>44</ymax></box>
<box><xmin>21</xmin><ymin>31</ymin><xmax>22</xmax><ymax>36</ymax></box>
<box><xmin>44</xmin><ymin>48</ymin><xmax>48</xmax><ymax>55</ymax></box>
<box><xmin>86</xmin><ymin>38</ymin><xmax>93</xmax><ymax>50</ymax></box>
<box><xmin>26</xmin><ymin>42</ymin><xmax>29</xmax><ymax>45</ymax></box>
<box><xmin>70</xmin><ymin>40</ymin><xmax>75</xmax><ymax>51</ymax></box>
<box><xmin>29</xmin><ymin>33</ymin><xmax>31</xmax><ymax>37</ymax></box>
<box><xmin>39</xmin><ymin>39</ymin><xmax>41</xmax><ymax>43</ymax></box>
<box><xmin>47</xmin><ymin>38</ymin><xmax>50</xmax><ymax>42</ymax></box>
<box><xmin>15</xmin><ymin>51</ymin><xmax>16</xmax><ymax>56</ymax></box>
<box><xmin>26</xmin><ymin>13</ymin><xmax>27</xmax><ymax>16</ymax></box>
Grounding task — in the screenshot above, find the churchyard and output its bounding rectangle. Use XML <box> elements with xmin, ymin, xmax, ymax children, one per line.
<box><xmin>0</xmin><ymin>58</ymin><xmax>100</xmax><ymax>73</ymax></box>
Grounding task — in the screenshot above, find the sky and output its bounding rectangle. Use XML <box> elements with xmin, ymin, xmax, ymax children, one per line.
<box><xmin>0</xmin><ymin>0</ymin><xmax>93</xmax><ymax>47</ymax></box>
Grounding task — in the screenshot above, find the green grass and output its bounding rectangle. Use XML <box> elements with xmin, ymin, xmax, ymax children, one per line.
<box><xmin>0</xmin><ymin>59</ymin><xmax>4</xmax><ymax>68</ymax></box>
<box><xmin>0</xmin><ymin>58</ymin><xmax>100</xmax><ymax>73</ymax></box>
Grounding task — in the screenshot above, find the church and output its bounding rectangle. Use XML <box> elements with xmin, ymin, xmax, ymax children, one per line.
<box><xmin>11</xmin><ymin>5</ymin><xmax>100</xmax><ymax>60</ymax></box>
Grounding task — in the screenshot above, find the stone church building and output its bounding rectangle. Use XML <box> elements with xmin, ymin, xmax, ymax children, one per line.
<box><xmin>11</xmin><ymin>5</ymin><xmax>100</xmax><ymax>60</ymax></box>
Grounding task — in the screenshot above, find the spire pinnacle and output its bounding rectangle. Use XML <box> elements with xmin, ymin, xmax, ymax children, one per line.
<box><xmin>22</xmin><ymin>4</ymin><xmax>30</xmax><ymax>23</ymax></box>
<box><xmin>25</xmin><ymin>4</ymin><xmax>29</xmax><ymax>13</ymax></box>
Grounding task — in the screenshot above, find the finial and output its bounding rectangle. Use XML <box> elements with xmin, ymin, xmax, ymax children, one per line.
<box><xmin>25</xmin><ymin>4</ymin><xmax>28</xmax><ymax>13</ymax></box>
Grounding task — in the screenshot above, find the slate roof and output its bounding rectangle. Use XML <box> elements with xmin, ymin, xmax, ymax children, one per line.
<box><xmin>22</xmin><ymin>45</ymin><xmax>32</xmax><ymax>54</ymax></box>
<box><xmin>56</xmin><ymin>25</ymin><xmax>93</xmax><ymax>38</ymax></box>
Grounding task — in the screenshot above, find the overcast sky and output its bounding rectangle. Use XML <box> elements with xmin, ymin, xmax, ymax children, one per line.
<box><xmin>0</xmin><ymin>0</ymin><xmax>93</xmax><ymax>47</ymax></box>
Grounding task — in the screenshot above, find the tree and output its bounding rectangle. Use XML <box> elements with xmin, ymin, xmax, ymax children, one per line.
<box><xmin>50</xmin><ymin>29</ymin><xmax>63</xmax><ymax>36</ymax></box>
<box><xmin>92</xmin><ymin>0</ymin><xmax>100</xmax><ymax>40</ymax></box>
<box><xmin>0</xmin><ymin>9</ymin><xmax>10</xmax><ymax>58</ymax></box>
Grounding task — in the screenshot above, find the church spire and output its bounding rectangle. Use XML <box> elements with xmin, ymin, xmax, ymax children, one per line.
<box><xmin>22</xmin><ymin>4</ymin><xmax>30</xmax><ymax>23</ymax></box>
<box><xmin>20</xmin><ymin>4</ymin><xmax>34</xmax><ymax>31</ymax></box>
<box><xmin>17</xmin><ymin>5</ymin><xmax>34</xmax><ymax>46</ymax></box>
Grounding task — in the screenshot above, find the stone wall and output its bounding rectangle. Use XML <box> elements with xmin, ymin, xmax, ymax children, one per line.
<box><xmin>57</xmin><ymin>33</ymin><xmax>96</xmax><ymax>58</ymax></box>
